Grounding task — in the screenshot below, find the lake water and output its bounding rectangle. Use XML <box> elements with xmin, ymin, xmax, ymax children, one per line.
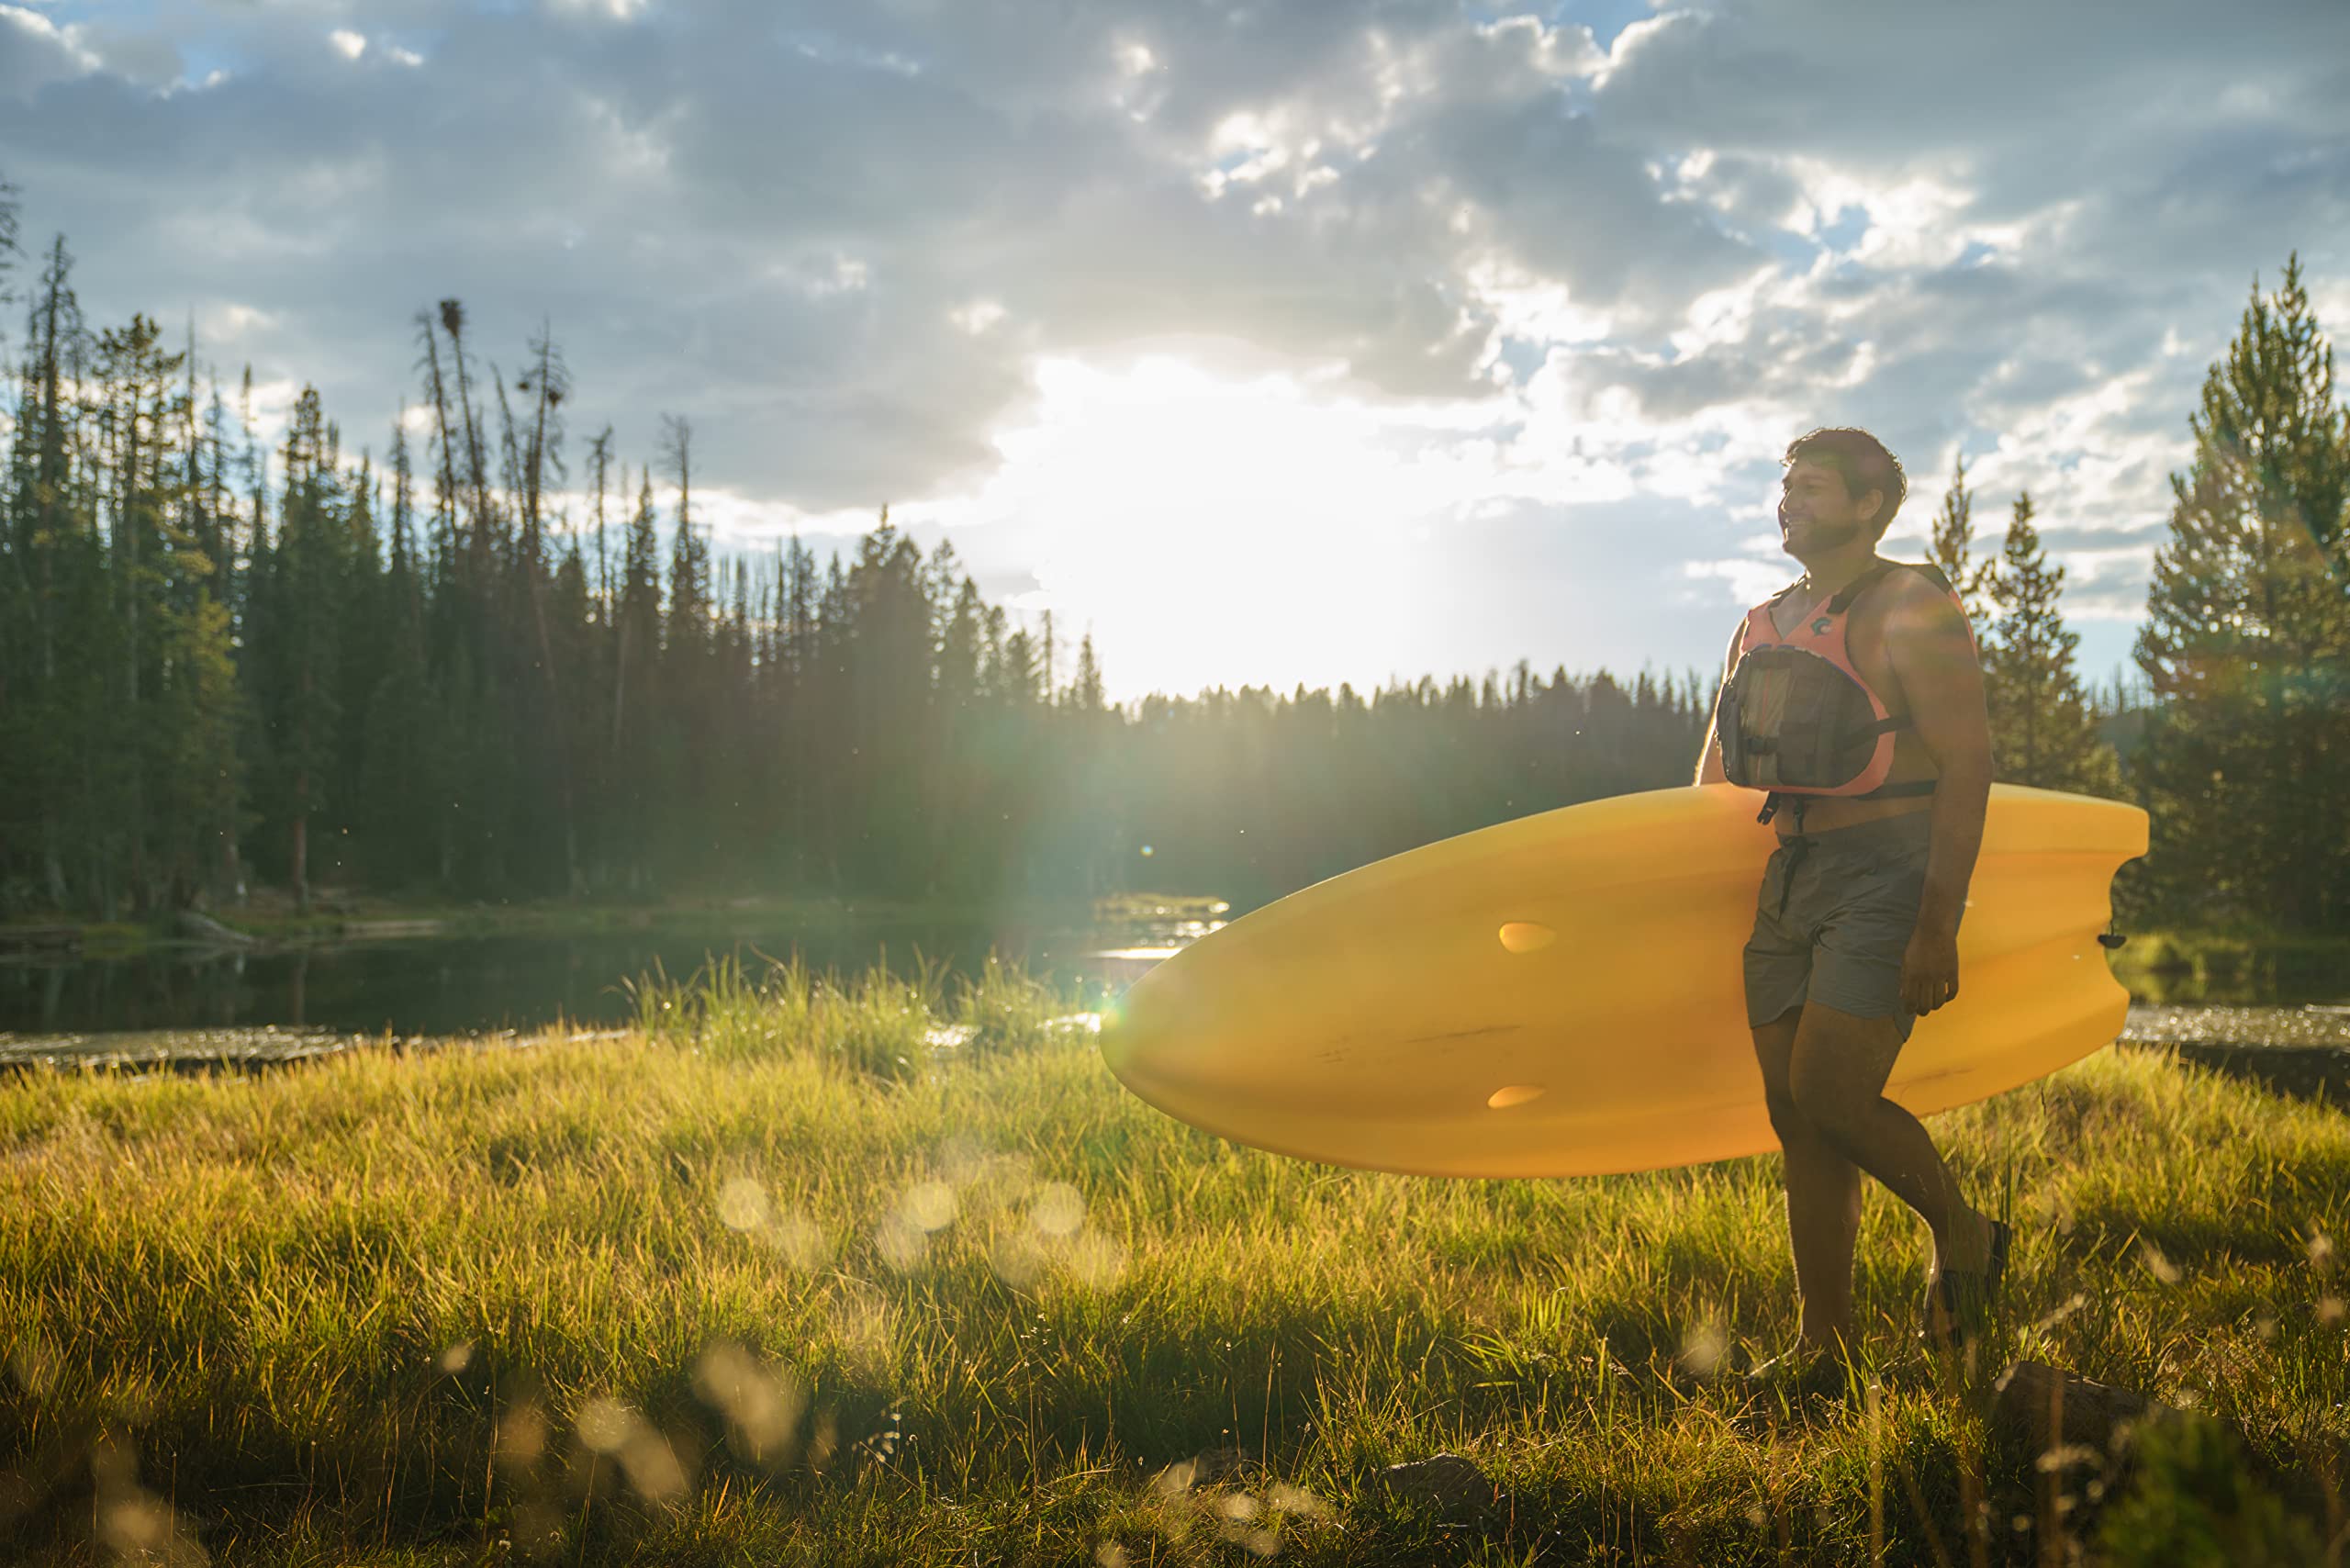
<box><xmin>3</xmin><ymin>905</ymin><xmax>2340</xmax><ymax>1063</ymax></box>
<box><xmin>0</xmin><ymin>909</ymin><xmax>1212</xmax><ymax>1042</ymax></box>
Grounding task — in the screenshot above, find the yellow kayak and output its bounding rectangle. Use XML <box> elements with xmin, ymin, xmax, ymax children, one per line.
<box><xmin>1099</xmin><ymin>783</ymin><xmax>2147</xmax><ymax>1177</ymax></box>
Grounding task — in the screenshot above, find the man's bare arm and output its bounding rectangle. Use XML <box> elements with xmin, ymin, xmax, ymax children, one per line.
<box><xmin>1886</xmin><ymin>577</ymin><xmax>1992</xmax><ymax>1013</ymax></box>
<box><xmin>1693</xmin><ymin>622</ymin><xmax>1745</xmax><ymax>785</ymax></box>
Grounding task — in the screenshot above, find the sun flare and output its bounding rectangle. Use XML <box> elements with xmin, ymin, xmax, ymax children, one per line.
<box><xmin>959</xmin><ymin>356</ymin><xmax>1490</xmax><ymax>699</ymax></box>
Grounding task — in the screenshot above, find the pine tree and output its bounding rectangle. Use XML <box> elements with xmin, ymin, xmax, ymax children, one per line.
<box><xmin>1981</xmin><ymin>491</ymin><xmax>2121</xmax><ymax>794</ymax></box>
<box><xmin>549</xmin><ymin>528</ymin><xmax>596</xmax><ymax>892</ymax></box>
<box><xmin>1925</xmin><ymin>454</ymin><xmax>1992</xmax><ymax>624</ymax></box>
<box><xmin>154</xmin><ymin>590</ymin><xmax>242</xmax><ymax>907</ymax></box>
<box><xmin>587</xmin><ymin>424</ymin><xmax>614</xmax><ymax>618</ymax></box>
<box><xmin>781</xmin><ymin>533</ymin><xmax>818</xmax><ymax>689</ymax></box>
<box><xmin>662</xmin><ymin>416</ymin><xmax>709</xmax><ymax>660</ymax></box>
<box><xmin>604</xmin><ymin>471</ymin><xmax>663</xmax><ymax>885</ymax></box>
<box><xmin>2218</xmin><ymin>256</ymin><xmax>2349</xmax><ymax>578</ymax></box>
<box><xmin>2135</xmin><ymin>259</ymin><xmax>2350</xmax><ymax>928</ymax></box>
<box><xmin>0</xmin><ymin>174</ymin><xmax>18</xmax><ymax>315</ymax></box>
<box><xmin>258</xmin><ymin>388</ymin><xmax>347</xmax><ymax>911</ymax></box>
<box><xmin>1071</xmin><ymin>632</ymin><xmax>1106</xmax><ymax>714</ymax></box>
<box><xmin>359</xmin><ymin>425</ymin><xmax>438</xmax><ymax>890</ymax></box>
<box><xmin>5</xmin><ymin>240</ymin><xmax>103</xmax><ymax>910</ymax></box>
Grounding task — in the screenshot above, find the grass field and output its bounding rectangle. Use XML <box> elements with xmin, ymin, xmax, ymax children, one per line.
<box><xmin>3</xmin><ymin>957</ymin><xmax>2345</xmax><ymax>1565</ymax></box>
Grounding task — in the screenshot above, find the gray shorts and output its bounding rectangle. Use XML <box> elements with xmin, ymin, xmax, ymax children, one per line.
<box><xmin>1743</xmin><ymin>811</ymin><xmax>1936</xmax><ymax>1041</ymax></box>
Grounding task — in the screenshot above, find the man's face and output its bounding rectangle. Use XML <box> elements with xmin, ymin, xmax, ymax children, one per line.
<box><xmin>1777</xmin><ymin>459</ymin><xmax>1880</xmax><ymax>561</ymax></box>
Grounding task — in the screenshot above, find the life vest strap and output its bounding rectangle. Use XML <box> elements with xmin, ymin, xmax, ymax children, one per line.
<box><xmin>1825</xmin><ymin>560</ymin><xmax>1901</xmax><ymax>615</ymax></box>
<box><xmin>1757</xmin><ymin>777</ymin><xmax>1937</xmax><ymax>827</ymax></box>
<box><xmin>1831</xmin><ymin>712</ymin><xmax>1911</xmax><ymax>749</ymax></box>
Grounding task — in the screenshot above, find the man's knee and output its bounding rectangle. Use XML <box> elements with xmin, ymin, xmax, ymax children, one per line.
<box><xmin>1751</xmin><ymin>1009</ymin><xmax>1806</xmax><ymax>1140</ymax></box>
<box><xmin>1762</xmin><ymin>1081</ymin><xmax>1810</xmax><ymax>1143</ymax></box>
<box><xmin>1787</xmin><ymin>1057</ymin><xmax>1871</xmax><ymax>1149</ymax></box>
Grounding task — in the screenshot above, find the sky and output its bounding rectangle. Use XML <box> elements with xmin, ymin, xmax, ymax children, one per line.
<box><xmin>2</xmin><ymin>0</ymin><xmax>2345</xmax><ymax>703</ymax></box>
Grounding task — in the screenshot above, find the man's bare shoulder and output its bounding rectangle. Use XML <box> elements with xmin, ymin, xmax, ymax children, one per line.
<box><xmin>1867</xmin><ymin>566</ymin><xmax>1983</xmax><ymax>710</ymax></box>
<box><xmin>1877</xmin><ymin>565</ymin><xmax>1970</xmax><ymax>641</ymax></box>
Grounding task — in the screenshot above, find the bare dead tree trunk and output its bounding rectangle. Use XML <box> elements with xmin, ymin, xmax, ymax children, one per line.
<box><xmin>588</xmin><ymin>427</ymin><xmax>612</xmax><ymax>616</ymax></box>
<box><xmin>438</xmin><ymin>298</ymin><xmax>493</xmax><ymax>580</ymax></box>
<box><xmin>415</xmin><ymin>310</ymin><xmax>459</xmax><ymax>564</ymax></box>
<box><xmin>518</xmin><ymin>335</ymin><xmax>578</xmax><ymax>893</ymax></box>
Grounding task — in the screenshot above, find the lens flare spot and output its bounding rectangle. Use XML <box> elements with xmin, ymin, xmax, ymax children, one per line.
<box><xmin>1486</xmin><ymin>1084</ymin><xmax>1545</xmax><ymax>1110</ymax></box>
<box><xmin>764</xmin><ymin>1208</ymin><xmax>826</xmax><ymax>1271</ymax></box>
<box><xmin>902</xmin><ymin>1180</ymin><xmax>958</xmax><ymax>1232</ymax></box>
<box><xmin>1678</xmin><ymin>1319</ymin><xmax>1727</xmax><ymax>1376</ymax></box>
<box><xmin>495</xmin><ymin>1404</ymin><xmax>548</xmax><ymax>1471</ymax></box>
<box><xmin>717</xmin><ymin>1177</ymin><xmax>768</xmax><ymax>1232</ymax></box>
<box><xmin>576</xmin><ymin>1396</ymin><xmax>634</xmax><ymax>1454</ymax></box>
<box><xmin>875</xmin><ymin>1213</ymin><xmax>928</xmax><ymax>1271</ymax></box>
<box><xmin>1498</xmin><ymin>922</ymin><xmax>1555</xmax><ymax>954</ymax></box>
<box><xmin>1030</xmin><ymin>1182</ymin><xmax>1086</xmax><ymax>1238</ymax></box>
<box><xmin>1068</xmin><ymin>1229</ymin><xmax>1128</xmax><ymax>1290</ymax></box>
<box><xmin>693</xmin><ymin>1341</ymin><xmax>807</xmax><ymax>1463</ymax></box>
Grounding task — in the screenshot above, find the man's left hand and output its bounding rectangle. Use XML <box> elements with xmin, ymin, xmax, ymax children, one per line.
<box><xmin>1900</xmin><ymin>922</ymin><xmax>1961</xmax><ymax>1015</ymax></box>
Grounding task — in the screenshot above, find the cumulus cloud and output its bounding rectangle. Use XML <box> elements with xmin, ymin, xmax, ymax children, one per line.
<box><xmin>0</xmin><ymin>6</ymin><xmax>101</xmax><ymax>100</ymax></box>
<box><xmin>0</xmin><ymin>0</ymin><xmax>2340</xmax><ymax>691</ymax></box>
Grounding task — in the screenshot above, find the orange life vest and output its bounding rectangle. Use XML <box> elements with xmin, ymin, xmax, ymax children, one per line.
<box><xmin>1716</xmin><ymin>559</ymin><xmax>1972</xmax><ymax>824</ymax></box>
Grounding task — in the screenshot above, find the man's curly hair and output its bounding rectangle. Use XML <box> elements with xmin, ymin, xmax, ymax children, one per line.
<box><xmin>1784</xmin><ymin>427</ymin><xmax>1907</xmax><ymax>539</ymax></box>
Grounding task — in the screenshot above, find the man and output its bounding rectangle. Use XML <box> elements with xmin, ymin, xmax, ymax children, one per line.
<box><xmin>1695</xmin><ymin>427</ymin><xmax>2006</xmax><ymax>1377</ymax></box>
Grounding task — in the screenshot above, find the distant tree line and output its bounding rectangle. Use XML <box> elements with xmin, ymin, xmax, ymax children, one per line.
<box><xmin>0</xmin><ymin>176</ymin><xmax>2340</xmax><ymax>931</ymax></box>
<box><xmin>0</xmin><ymin>190</ymin><xmax>1718</xmax><ymax>917</ymax></box>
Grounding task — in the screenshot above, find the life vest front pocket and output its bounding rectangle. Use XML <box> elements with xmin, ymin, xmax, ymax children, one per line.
<box><xmin>1718</xmin><ymin>644</ymin><xmax>1893</xmax><ymax>794</ymax></box>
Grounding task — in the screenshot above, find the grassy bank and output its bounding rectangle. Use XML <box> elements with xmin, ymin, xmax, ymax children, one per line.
<box><xmin>3</xmin><ymin>961</ymin><xmax>2346</xmax><ymax>1565</ymax></box>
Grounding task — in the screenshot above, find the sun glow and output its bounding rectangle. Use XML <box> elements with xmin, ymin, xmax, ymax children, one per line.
<box><xmin>954</xmin><ymin>356</ymin><xmax>1494</xmax><ymax>700</ymax></box>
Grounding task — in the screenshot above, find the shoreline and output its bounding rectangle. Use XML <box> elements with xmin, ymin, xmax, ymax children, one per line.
<box><xmin>0</xmin><ymin>890</ymin><xmax>1237</xmax><ymax>960</ymax></box>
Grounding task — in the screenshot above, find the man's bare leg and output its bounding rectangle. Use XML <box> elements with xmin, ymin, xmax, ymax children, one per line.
<box><xmin>1785</xmin><ymin>1000</ymin><xmax>1995</xmax><ymax>1285</ymax></box>
<box><xmin>1751</xmin><ymin>1006</ymin><xmax>1864</xmax><ymax>1354</ymax></box>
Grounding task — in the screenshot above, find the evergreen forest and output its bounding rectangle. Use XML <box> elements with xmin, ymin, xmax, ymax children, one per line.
<box><xmin>2</xmin><ymin>175</ymin><xmax>2345</xmax><ymax>932</ymax></box>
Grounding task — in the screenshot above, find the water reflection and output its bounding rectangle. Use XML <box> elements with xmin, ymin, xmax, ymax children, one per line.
<box><xmin>0</xmin><ymin>908</ymin><xmax>1214</xmax><ymax>1038</ymax></box>
<box><xmin>6</xmin><ymin>896</ymin><xmax>2337</xmax><ymax>1057</ymax></box>
<box><xmin>2121</xmin><ymin>946</ymin><xmax>2348</xmax><ymax>1007</ymax></box>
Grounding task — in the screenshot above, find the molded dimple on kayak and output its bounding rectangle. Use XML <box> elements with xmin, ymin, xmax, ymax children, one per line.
<box><xmin>1486</xmin><ymin>1084</ymin><xmax>1546</xmax><ymax>1109</ymax></box>
<box><xmin>1498</xmin><ymin>922</ymin><xmax>1556</xmax><ymax>954</ymax></box>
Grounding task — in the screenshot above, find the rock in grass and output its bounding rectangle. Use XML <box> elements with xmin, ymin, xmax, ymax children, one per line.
<box><xmin>1151</xmin><ymin>1446</ymin><xmax>1258</xmax><ymax>1495</ymax></box>
<box><xmin>1376</xmin><ymin>1453</ymin><xmax>1503</xmax><ymax>1523</ymax></box>
<box><xmin>1994</xmin><ymin>1360</ymin><xmax>2179</xmax><ymax>1463</ymax></box>
<box><xmin>1189</xmin><ymin>1446</ymin><xmax>1256</xmax><ymax>1488</ymax></box>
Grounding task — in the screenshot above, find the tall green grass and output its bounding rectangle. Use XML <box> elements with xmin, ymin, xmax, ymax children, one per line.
<box><xmin>3</xmin><ymin>958</ymin><xmax>2345</xmax><ymax>1564</ymax></box>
